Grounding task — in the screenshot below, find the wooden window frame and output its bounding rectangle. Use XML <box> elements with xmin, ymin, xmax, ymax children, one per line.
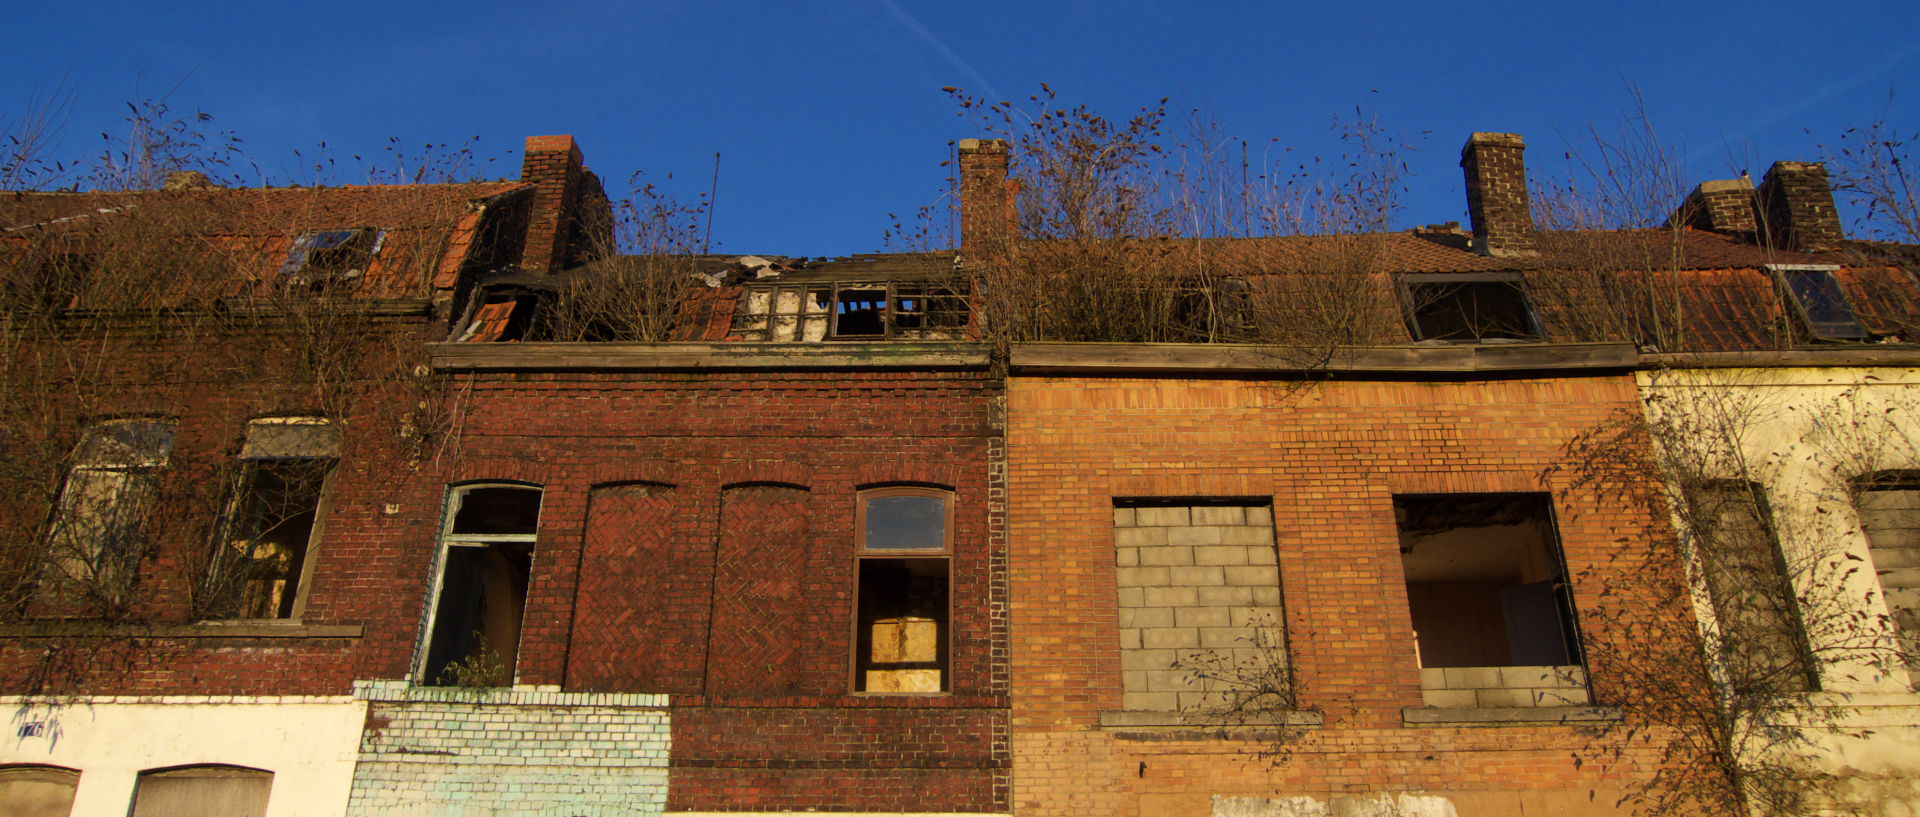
<box><xmin>850</xmin><ymin>485</ymin><xmax>955</xmax><ymax>695</ymax></box>
<box><xmin>415</xmin><ymin>482</ymin><xmax>542</xmax><ymax>686</ymax></box>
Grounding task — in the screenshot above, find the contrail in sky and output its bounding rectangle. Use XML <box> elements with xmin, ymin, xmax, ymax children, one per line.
<box><xmin>876</xmin><ymin>0</ymin><xmax>1003</xmax><ymax>102</ymax></box>
<box><xmin>1688</xmin><ymin>39</ymin><xmax>1920</xmax><ymax>164</ymax></box>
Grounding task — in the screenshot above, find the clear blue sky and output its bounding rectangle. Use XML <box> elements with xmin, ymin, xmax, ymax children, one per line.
<box><xmin>5</xmin><ymin>0</ymin><xmax>1916</xmax><ymax>256</ymax></box>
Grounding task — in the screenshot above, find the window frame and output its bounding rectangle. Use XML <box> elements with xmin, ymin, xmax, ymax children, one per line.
<box><xmin>206</xmin><ymin>417</ymin><xmax>341</xmax><ymax>620</ymax></box>
<box><xmin>1769</xmin><ymin>264</ymin><xmax>1871</xmax><ymax>341</ymax></box>
<box><xmin>39</xmin><ymin>418</ymin><xmax>179</xmax><ymax>609</ymax></box>
<box><xmin>1685</xmin><ymin>479</ymin><xmax>1821</xmax><ymax>694</ymax></box>
<box><xmin>1396</xmin><ymin>271</ymin><xmax>1545</xmax><ymax>343</ymax></box>
<box><xmin>733</xmin><ymin>281</ymin><xmax>969</xmax><ymax>342</ymax></box>
<box><xmin>131</xmin><ymin>764</ymin><xmax>273</xmax><ymax>817</ymax></box>
<box><xmin>415</xmin><ymin>482</ymin><xmax>542</xmax><ymax>686</ymax></box>
<box><xmin>849</xmin><ymin>485</ymin><xmax>956</xmax><ymax>695</ymax></box>
<box><xmin>278</xmin><ymin>227</ymin><xmax>385</xmax><ymax>291</ymax></box>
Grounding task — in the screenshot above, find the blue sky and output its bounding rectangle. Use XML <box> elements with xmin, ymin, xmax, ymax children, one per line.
<box><xmin>4</xmin><ymin>0</ymin><xmax>1916</xmax><ymax>256</ymax></box>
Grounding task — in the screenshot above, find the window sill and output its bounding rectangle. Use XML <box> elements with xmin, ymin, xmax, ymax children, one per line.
<box><xmin>0</xmin><ymin>620</ymin><xmax>362</xmax><ymax>639</ymax></box>
<box><xmin>1100</xmin><ymin>709</ymin><xmax>1323</xmax><ymax>731</ymax></box>
<box><xmin>1402</xmin><ymin>705</ymin><xmax>1620</xmax><ymax>726</ymax></box>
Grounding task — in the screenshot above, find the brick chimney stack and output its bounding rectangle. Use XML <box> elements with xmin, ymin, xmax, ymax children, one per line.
<box><xmin>1756</xmin><ymin>161</ymin><xmax>1845</xmax><ymax>253</ymax></box>
<box><xmin>958</xmin><ymin>138</ymin><xmax>1013</xmax><ymax>255</ymax></box>
<box><xmin>1667</xmin><ymin>178</ymin><xmax>1757</xmax><ymax>234</ymax></box>
<box><xmin>1460</xmin><ymin>133</ymin><xmax>1538</xmax><ymax>257</ymax></box>
<box><xmin>519</xmin><ymin>135</ymin><xmax>587</xmax><ymax>273</ymax></box>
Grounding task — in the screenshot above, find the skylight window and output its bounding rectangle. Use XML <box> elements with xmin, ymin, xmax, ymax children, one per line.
<box><xmin>280</xmin><ymin>228</ymin><xmax>384</xmax><ymax>291</ymax></box>
<box><xmin>1772</xmin><ymin>265</ymin><xmax>1870</xmax><ymax>341</ymax></box>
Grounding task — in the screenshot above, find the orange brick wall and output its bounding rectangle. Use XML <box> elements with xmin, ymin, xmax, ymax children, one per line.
<box><xmin>1006</xmin><ymin>374</ymin><xmax>1698</xmax><ymax>817</ymax></box>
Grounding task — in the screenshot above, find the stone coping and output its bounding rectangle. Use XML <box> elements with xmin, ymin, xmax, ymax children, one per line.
<box><xmin>1402</xmin><ymin>705</ymin><xmax>1622</xmax><ymax>725</ymax></box>
<box><xmin>352</xmin><ymin>679</ymin><xmax>667</xmax><ymax>708</ymax></box>
<box><xmin>0</xmin><ymin>621</ymin><xmax>362</xmax><ymax>639</ymax></box>
<box><xmin>1099</xmin><ymin>709</ymin><xmax>1324</xmax><ymax>729</ymax></box>
<box><xmin>429</xmin><ymin>341</ymin><xmax>992</xmax><ymax>372</ymax></box>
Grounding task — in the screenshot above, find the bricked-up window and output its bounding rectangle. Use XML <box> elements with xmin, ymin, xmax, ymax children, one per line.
<box><xmin>421</xmin><ymin>484</ymin><xmax>540</xmax><ymax>687</ymax></box>
<box><xmin>39</xmin><ymin>418</ymin><xmax>178</xmax><ymax>610</ymax></box>
<box><xmin>1855</xmin><ymin>473</ymin><xmax>1919</xmax><ymax>677</ymax></box>
<box><xmin>279</xmin><ymin>228</ymin><xmax>383</xmax><ymax>291</ymax></box>
<box><xmin>201</xmin><ymin>418</ymin><xmax>340</xmax><ymax>620</ymax></box>
<box><xmin>1684</xmin><ymin>481</ymin><xmax>1817</xmax><ymax>694</ymax></box>
<box><xmin>1774</xmin><ymin>267</ymin><xmax>1870</xmax><ymax>341</ymax></box>
<box><xmin>130</xmin><ymin>765</ymin><xmax>271</xmax><ymax>817</ymax></box>
<box><xmin>853</xmin><ymin>487</ymin><xmax>953</xmax><ymax>693</ymax></box>
<box><xmin>1396</xmin><ymin>494</ymin><xmax>1582</xmax><ymax>669</ymax></box>
<box><xmin>1398</xmin><ymin>272</ymin><xmax>1543</xmax><ymax>342</ymax></box>
<box><xmin>1112</xmin><ymin>500</ymin><xmax>1289</xmax><ymax>713</ymax></box>
<box><xmin>0</xmin><ymin>765</ymin><xmax>80</xmax><ymax>817</ymax></box>
<box><xmin>733</xmin><ymin>281</ymin><xmax>968</xmax><ymax>342</ymax></box>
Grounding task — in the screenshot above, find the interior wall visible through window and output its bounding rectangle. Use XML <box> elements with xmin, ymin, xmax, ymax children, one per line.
<box><xmin>1394</xmin><ymin>493</ymin><xmax>1581</xmax><ymax>668</ymax></box>
<box><xmin>420</xmin><ymin>484</ymin><xmax>541</xmax><ymax>686</ymax></box>
<box><xmin>203</xmin><ymin>417</ymin><xmax>340</xmax><ymax>619</ymax></box>
<box><xmin>854</xmin><ymin>486</ymin><xmax>953</xmax><ymax>693</ymax></box>
<box><xmin>39</xmin><ymin>418</ymin><xmax>179</xmax><ymax>610</ymax></box>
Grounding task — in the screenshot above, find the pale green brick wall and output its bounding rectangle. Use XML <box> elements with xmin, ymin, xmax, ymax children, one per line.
<box><xmin>346</xmin><ymin>681</ymin><xmax>669</xmax><ymax>817</ymax></box>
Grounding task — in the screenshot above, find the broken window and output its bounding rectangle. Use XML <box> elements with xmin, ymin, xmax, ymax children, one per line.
<box><xmin>1774</xmin><ymin>266</ymin><xmax>1870</xmax><ymax>341</ymax></box>
<box><xmin>1685</xmin><ymin>481</ymin><xmax>1818</xmax><ymax>694</ymax></box>
<box><xmin>854</xmin><ymin>487</ymin><xmax>952</xmax><ymax>693</ymax></box>
<box><xmin>420</xmin><ymin>484</ymin><xmax>540</xmax><ymax>686</ymax></box>
<box><xmin>1398</xmin><ymin>272</ymin><xmax>1543</xmax><ymax>342</ymax></box>
<box><xmin>39</xmin><ymin>419</ymin><xmax>178</xmax><ymax>610</ymax></box>
<box><xmin>0</xmin><ymin>765</ymin><xmax>80</xmax><ymax>817</ymax></box>
<box><xmin>201</xmin><ymin>418</ymin><xmax>340</xmax><ymax>620</ymax></box>
<box><xmin>130</xmin><ymin>765</ymin><xmax>272</xmax><ymax>817</ymax></box>
<box><xmin>734</xmin><ymin>281</ymin><xmax>968</xmax><ymax>342</ymax></box>
<box><xmin>1856</xmin><ymin>473</ymin><xmax>1920</xmax><ymax>678</ymax></box>
<box><xmin>1396</xmin><ymin>493</ymin><xmax>1582</xmax><ymax>669</ymax></box>
<box><xmin>456</xmin><ymin>287</ymin><xmax>549</xmax><ymax>342</ymax></box>
<box><xmin>279</xmin><ymin>228</ymin><xmax>383</xmax><ymax>291</ymax></box>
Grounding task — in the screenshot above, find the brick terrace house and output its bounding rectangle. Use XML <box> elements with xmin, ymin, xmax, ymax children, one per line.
<box><xmin>961</xmin><ymin>134</ymin><xmax>1920</xmax><ymax>816</ymax></box>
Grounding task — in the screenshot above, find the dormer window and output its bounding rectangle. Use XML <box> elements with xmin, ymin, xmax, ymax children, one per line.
<box><xmin>734</xmin><ymin>281</ymin><xmax>968</xmax><ymax>342</ymax></box>
<box><xmin>1771</xmin><ymin>265</ymin><xmax>1869</xmax><ymax>341</ymax></box>
<box><xmin>280</xmin><ymin>228</ymin><xmax>383</xmax><ymax>291</ymax></box>
<box><xmin>1398</xmin><ymin>272</ymin><xmax>1543</xmax><ymax>342</ymax></box>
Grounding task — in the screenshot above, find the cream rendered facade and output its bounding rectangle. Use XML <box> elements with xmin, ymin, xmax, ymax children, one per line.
<box><xmin>0</xmin><ymin>696</ymin><xmax>365</xmax><ymax>817</ymax></box>
<box><xmin>1639</xmin><ymin>364</ymin><xmax>1920</xmax><ymax>815</ymax></box>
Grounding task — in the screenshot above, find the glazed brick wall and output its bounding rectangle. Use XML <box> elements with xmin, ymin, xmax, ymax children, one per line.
<box><xmin>426</xmin><ymin>368</ymin><xmax>1008</xmax><ymax>813</ymax></box>
<box><xmin>1006</xmin><ymin>373</ymin><xmax>1697</xmax><ymax>817</ymax></box>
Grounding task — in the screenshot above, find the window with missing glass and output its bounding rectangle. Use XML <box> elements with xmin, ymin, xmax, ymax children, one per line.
<box><xmin>201</xmin><ymin>418</ymin><xmax>340</xmax><ymax>620</ymax></box>
<box><xmin>419</xmin><ymin>484</ymin><xmax>541</xmax><ymax>686</ymax></box>
<box><xmin>1398</xmin><ymin>272</ymin><xmax>1543</xmax><ymax>342</ymax></box>
<box><xmin>39</xmin><ymin>418</ymin><xmax>178</xmax><ymax>610</ymax></box>
<box><xmin>853</xmin><ymin>487</ymin><xmax>953</xmax><ymax>693</ymax></box>
<box><xmin>280</xmin><ymin>228</ymin><xmax>384</xmax><ymax>291</ymax></box>
<box><xmin>733</xmin><ymin>281</ymin><xmax>968</xmax><ymax>341</ymax></box>
<box><xmin>1773</xmin><ymin>266</ymin><xmax>1870</xmax><ymax>341</ymax></box>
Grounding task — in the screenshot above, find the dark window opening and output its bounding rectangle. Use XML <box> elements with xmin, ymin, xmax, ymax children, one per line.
<box><xmin>1686</xmin><ymin>481</ymin><xmax>1818</xmax><ymax>694</ymax></box>
<box><xmin>280</xmin><ymin>228</ymin><xmax>382</xmax><ymax>292</ymax></box>
<box><xmin>1777</xmin><ymin>268</ymin><xmax>1870</xmax><ymax>341</ymax></box>
<box><xmin>1855</xmin><ymin>473</ymin><xmax>1920</xmax><ymax>678</ymax></box>
<box><xmin>423</xmin><ymin>485</ymin><xmax>540</xmax><ymax>686</ymax></box>
<box><xmin>833</xmin><ymin>288</ymin><xmax>888</xmax><ymax>337</ymax></box>
<box><xmin>854</xmin><ymin>487</ymin><xmax>954</xmax><ymax>693</ymax></box>
<box><xmin>459</xmin><ymin>289</ymin><xmax>549</xmax><ymax>343</ymax></box>
<box><xmin>854</xmin><ymin>557</ymin><xmax>950</xmax><ymax>693</ymax></box>
<box><xmin>203</xmin><ymin>419</ymin><xmax>338</xmax><ymax>620</ymax></box>
<box><xmin>1395</xmin><ymin>493</ymin><xmax>1582</xmax><ymax>668</ymax></box>
<box><xmin>1168</xmin><ymin>279</ymin><xmax>1253</xmax><ymax>342</ymax></box>
<box><xmin>1401</xmin><ymin>274</ymin><xmax>1542</xmax><ymax>342</ymax></box>
<box><xmin>736</xmin><ymin>281</ymin><xmax>969</xmax><ymax>341</ymax></box>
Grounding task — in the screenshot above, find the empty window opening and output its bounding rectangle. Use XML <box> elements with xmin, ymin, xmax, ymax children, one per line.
<box><xmin>280</xmin><ymin>228</ymin><xmax>382</xmax><ymax>291</ymax></box>
<box><xmin>40</xmin><ymin>419</ymin><xmax>178</xmax><ymax>609</ymax></box>
<box><xmin>0</xmin><ymin>765</ymin><xmax>80</xmax><ymax>817</ymax></box>
<box><xmin>131</xmin><ymin>765</ymin><xmax>272</xmax><ymax>817</ymax></box>
<box><xmin>735</xmin><ymin>281</ymin><xmax>968</xmax><ymax>342</ymax></box>
<box><xmin>1396</xmin><ymin>493</ymin><xmax>1581</xmax><ymax>669</ymax></box>
<box><xmin>203</xmin><ymin>418</ymin><xmax>339</xmax><ymax>620</ymax></box>
<box><xmin>421</xmin><ymin>485</ymin><xmax>540</xmax><ymax>686</ymax></box>
<box><xmin>854</xmin><ymin>487</ymin><xmax>953</xmax><ymax>693</ymax></box>
<box><xmin>1856</xmin><ymin>473</ymin><xmax>1920</xmax><ymax>678</ymax></box>
<box><xmin>1167</xmin><ymin>279</ymin><xmax>1253</xmax><ymax>342</ymax></box>
<box><xmin>1776</xmin><ymin>267</ymin><xmax>1870</xmax><ymax>341</ymax></box>
<box><xmin>457</xmin><ymin>288</ymin><xmax>549</xmax><ymax>343</ymax></box>
<box><xmin>1400</xmin><ymin>274</ymin><xmax>1542</xmax><ymax>342</ymax></box>
<box><xmin>1685</xmin><ymin>481</ymin><xmax>1818</xmax><ymax>694</ymax></box>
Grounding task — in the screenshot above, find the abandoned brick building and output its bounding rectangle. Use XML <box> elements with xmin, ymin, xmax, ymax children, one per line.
<box><xmin>0</xmin><ymin>127</ymin><xmax>1916</xmax><ymax>817</ymax></box>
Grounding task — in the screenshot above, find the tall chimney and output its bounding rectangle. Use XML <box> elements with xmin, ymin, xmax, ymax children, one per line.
<box><xmin>958</xmin><ymin>138</ymin><xmax>1013</xmax><ymax>254</ymax></box>
<box><xmin>1667</xmin><ymin>178</ymin><xmax>1757</xmax><ymax>234</ymax></box>
<box><xmin>1460</xmin><ymin>132</ymin><xmax>1537</xmax><ymax>257</ymax></box>
<box><xmin>519</xmin><ymin>135</ymin><xmax>586</xmax><ymax>273</ymax></box>
<box><xmin>1756</xmin><ymin>161</ymin><xmax>1844</xmax><ymax>253</ymax></box>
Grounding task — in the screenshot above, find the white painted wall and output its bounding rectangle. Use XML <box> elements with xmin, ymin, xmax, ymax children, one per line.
<box><xmin>0</xmin><ymin>696</ymin><xmax>365</xmax><ymax>817</ymax></box>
